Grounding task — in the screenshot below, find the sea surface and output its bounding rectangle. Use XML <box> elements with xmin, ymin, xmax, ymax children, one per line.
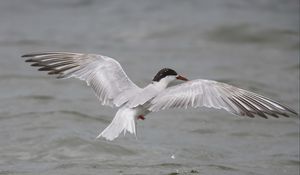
<box><xmin>0</xmin><ymin>0</ymin><xmax>299</xmax><ymax>174</ymax></box>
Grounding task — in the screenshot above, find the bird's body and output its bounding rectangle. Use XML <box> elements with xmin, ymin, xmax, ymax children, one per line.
<box><xmin>22</xmin><ymin>52</ymin><xmax>298</xmax><ymax>141</ymax></box>
<box><xmin>98</xmin><ymin>76</ymin><xmax>176</xmax><ymax>140</ymax></box>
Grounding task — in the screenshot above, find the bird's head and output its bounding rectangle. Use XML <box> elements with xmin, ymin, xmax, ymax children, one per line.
<box><xmin>152</xmin><ymin>68</ymin><xmax>188</xmax><ymax>86</ymax></box>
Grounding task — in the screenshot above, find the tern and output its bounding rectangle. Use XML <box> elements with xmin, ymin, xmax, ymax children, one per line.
<box><xmin>22</xmin><ymin>52</ymin><xmax>298</xmax><ymax>141</ymax></box>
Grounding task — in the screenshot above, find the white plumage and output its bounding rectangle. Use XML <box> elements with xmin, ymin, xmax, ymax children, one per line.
<box><xmin>23</xmin><ymin>52</ymin><xmax>298</xmax><ymax>141</ymax></box>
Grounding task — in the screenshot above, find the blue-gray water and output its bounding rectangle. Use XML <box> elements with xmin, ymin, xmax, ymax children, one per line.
<box><xmin>0</xmin><ymin>0</ymin><xmax>299</xmax><ymax>174</ymax></box>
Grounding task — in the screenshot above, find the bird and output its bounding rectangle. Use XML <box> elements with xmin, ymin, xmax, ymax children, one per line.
<box><xmin>22</xmin><ymin>52</ymin><xmax>298</xmax><ymax>141</ymax></box>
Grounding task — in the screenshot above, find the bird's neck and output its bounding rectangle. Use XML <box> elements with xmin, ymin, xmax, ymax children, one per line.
<box><xmin>152</xmin><ymin>78</ymin><xmax>172</xmax><ymax>91</ymax></box>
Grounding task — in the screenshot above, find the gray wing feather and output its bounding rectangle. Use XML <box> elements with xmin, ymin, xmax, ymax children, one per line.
<box><xmin>148</xmin><ymin>79</ymin><xmax>297</xmax><ymax>118</ymax></box>
<box><xmin>23</xmin><ymin>52</ymin><xmax>140</xmax><ymax>107</ymax></box>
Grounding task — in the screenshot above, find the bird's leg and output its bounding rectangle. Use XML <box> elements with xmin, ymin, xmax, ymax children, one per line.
<box><xmin>137</xmin><ymin>115</ymin><xmax>145</xmax><ymax>120</ymax></box>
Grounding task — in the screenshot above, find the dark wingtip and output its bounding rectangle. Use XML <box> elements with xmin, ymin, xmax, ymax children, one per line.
<box><xmin>38</xmin><ymin>67</ymin><xmax>52</xmax><ymax>71</ymax></box>
<box><xmin>278</xmin><ymin>105</ymin><xmax>298</xmax><ymax>116</ymax></box>
<box><xmin>25</xmin><ymin>59</ymin><xmax>34</xmax><ymax>62</ymax></box>
<box><xmin>258</xmin><ymin>113</ymin><xmax>268</xmax><ymax>119</ymax></box>
<box><xmin>22</xmin><ymin>53</ymin><xmax>46</xmax><ymax>58</ymax></box>
<box><xmin>31</xmin><ymin>63</ymin><xmax>40</xmax><ymax>67</ymax></box>
<box><xmin>258</xmin><ymin>116</ymin><xmax>268</xmax><ymax>119</ymax></box>
<box><xmin>22</xmin><ymin>54</ymin><xmax>36</xmax><ymax>58</ymax></box>
<box><xmin>269</xmin><ymin>113</ymin><xmax>279</xmax><ymax>118</ymax></box>
<box><xmin>22</xmin><ymin>52</ymin><xmax>63</xmax><ymax>58</ymax></box>
<box><xmin>280</xmin><ymin>107</ymin><xmax>298</xmax><ymax>117</ymax></box>
<box><xmin>48</xmin><ymin>71</ymin><xmax>57</xmax><ymax>75</ymax></box>
<box><xmin>289</xmin><ymin>109</ymin><xmax>298</xmax><ymax>116</ymax></box>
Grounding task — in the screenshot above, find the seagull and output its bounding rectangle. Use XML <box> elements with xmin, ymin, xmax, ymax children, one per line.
<box><xmin>22</xmin><ymin>52</ymin><xmax>298</xmax><ymax>141</ymax></box>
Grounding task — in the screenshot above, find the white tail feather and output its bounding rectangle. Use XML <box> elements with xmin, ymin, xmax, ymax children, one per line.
<box><xmin>96</xmin><ymin>108</ymin><xmax>137</xmax><ymax>141</ymax></box>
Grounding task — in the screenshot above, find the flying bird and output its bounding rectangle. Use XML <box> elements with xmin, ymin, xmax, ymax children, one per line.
<box><xmin>22</xmin><ymin>52</ymin><xmax>298</xmax><ymax>141</ymax></box>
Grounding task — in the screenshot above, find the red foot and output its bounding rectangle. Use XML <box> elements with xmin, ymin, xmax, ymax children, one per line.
<box><xmin>138</xmin><ymin>115</ymin><xmax>145</xmax><ymax>120</ymax></box>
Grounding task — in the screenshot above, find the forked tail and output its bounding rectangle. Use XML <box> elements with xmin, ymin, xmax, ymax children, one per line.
<box><xmin>96</xmin><ymin>108</ymin><xmax>137</xmax><ymax>141</ymax></box>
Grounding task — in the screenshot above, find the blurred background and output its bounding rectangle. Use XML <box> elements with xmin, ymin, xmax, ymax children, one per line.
<box><xmin>0</xmin><ymin>0</ymin><xmax>299</xmax><ymax>174</ymax></box>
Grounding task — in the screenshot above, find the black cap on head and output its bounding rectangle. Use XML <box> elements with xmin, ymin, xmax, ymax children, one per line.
<box><xmin>153</xmin><ymin>68</ymin><xmax>177</xmax><ymax>82</ymax></box>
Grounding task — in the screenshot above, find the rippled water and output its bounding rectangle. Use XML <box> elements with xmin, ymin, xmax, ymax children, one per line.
<box><xmin>0</xmin><ymin>0</ymin><xmax>299</xmax><ymax>174</ymax></box>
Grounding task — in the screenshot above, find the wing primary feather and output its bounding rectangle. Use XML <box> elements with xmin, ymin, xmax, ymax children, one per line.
<box><xmin>234</xmin><ymin>95</ymin><xmax>268</xmax><ymax>119</ymax></box>
<box><xmin>31</xmin><ymin>63</ymin><xmax>42</xmax><ymax>67</ymax></box>
<box><xmin>38</xmin><ymin>67</ymin><xmax>52</xmax><ymax>71</ymax></box>
<box><xmin>247</xmin><ymin>92</ymin><xmax>297</xmax><ymax>115</ymax></box>
<box><xmin>229</xmin><ymin>97</ymin><xmax>255</xmax><ymax>118</ymax></box>
<box><xmin>31</xmin><ymin>61</ymin><xmax>76</xmax><ymax>69</ymax></box>
<box><xmin>26</xmin><ymin>57</ymin><xmax>65</xmax><ymax>63</ymax></box>
<box><xmin>166</xmin><ymin>96</ymin><xmax>176</xmax><ymax>109</ymax></box>
<box><xmin>240</xmin><ymin>94</ymin><xmax>282</xmax><ymax>118</ymax></box>
<box><xmin>220</xmin><ymin>97</ymin><xmax>240</xmax><ymax>115</ymax></box>
<box><xmin>31</xmin><ymin>60</ymin><xmax>75</xmax><ymax>67</ymax></box>
<box><xmin>208</xmin><ymin>86</ymin><xmax>222</xmax><ymax>108</ymax></box>
<box><xmin>22</xmin><ymin>52</ymin><xmax>68</xmax><ymax>58</ymax></box>
<box><xmin>212</xmin><ymin>89</ymin><xmax>227</xmax><ymax>109</ymax></box>
<box><xmin>218</xmin><ymin>87</ymin><xmax>242</xmax><ymax>113</ymax></box>
<box><xmin>190</xmin><ymin>86</ymin><xmax>197</xmax><ymax>107</ymax></box>
<box><xmin>246</xmin><ymin>93</ymin><xmax>293</xmax><ymax>117</ymax></box>
<box><xmin>47</xmin><ymin>65</ymin><xmax>79</xmax><ymax>75</ymax></box>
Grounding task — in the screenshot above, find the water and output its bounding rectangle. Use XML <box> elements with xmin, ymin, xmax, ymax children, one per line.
<box><xmin>0</xmin><ymin>0</ymin><xmax>299</xmax><ymax>174</ymax></box>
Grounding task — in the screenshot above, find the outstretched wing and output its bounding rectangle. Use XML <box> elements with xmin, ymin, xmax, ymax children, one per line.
<box><xmin>22</xmin><ymin>52</ymin><xmax>141</xmax><ymax>107</ymax></box>
<box><xmin>148</xmin><ymin>79</ymin><xmax>298</xmax><ymax>118</ymax></box>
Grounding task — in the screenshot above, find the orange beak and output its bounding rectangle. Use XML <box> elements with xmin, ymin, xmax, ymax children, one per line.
<box><xmin>176</xmin><ymin>75</ymin><xmax>189</xmax><ymax>81</ymax></box>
